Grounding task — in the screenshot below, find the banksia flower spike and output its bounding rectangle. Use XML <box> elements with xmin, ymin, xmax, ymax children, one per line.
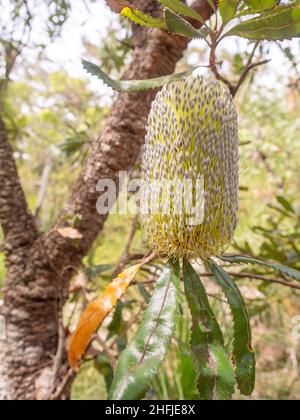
<box><xmin>141</xmin><ymin>76</ymin><xmax>239</xmax><ymax>260</ymax></box>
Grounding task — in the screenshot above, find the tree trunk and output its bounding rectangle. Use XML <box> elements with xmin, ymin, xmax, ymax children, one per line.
<box><xmin>0</xmin><ymin>0</ymin><xmax>215</xmax><ymax>400</ymax></box>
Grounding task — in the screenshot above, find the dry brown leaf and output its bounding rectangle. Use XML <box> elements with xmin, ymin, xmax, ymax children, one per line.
<box><xmin>57</xmin><ymin>227</ymin><xmax>83</xmax><ymax>240</ymax></box>
<box><xmin>68</xmin><ymin>254</ymin><xmax>155</xmax><ymax>372</ymax></box>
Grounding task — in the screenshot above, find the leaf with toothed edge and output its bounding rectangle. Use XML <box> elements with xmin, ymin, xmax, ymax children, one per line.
<box><xmin>225</xmin><ymin>3</ymin><xmax>300</xmax><ymax>40</ymax></box>
<box><xmin>221</xmin><ymin>254</ymin><xmax>300</xmax><ymax>282</ymax></box>
<box><xmin>208</xmin><ymin>259</ymin><xmax>256</xmax><ymax>396</ymax></box>
<box><xmin>183</xmin><ymin>259</ymin><xmax>236</xmax><ymax>400</ymax></box>
<box><xmin>237</xmin><ymin>1</ymin><xmax>282</xmax><ymax>18</ymax></box>
<box><xmin>158</xmin><ymin>0</ymin><xmax>206</xmax><ymax>22</ymax></box>
<box><xmin>164</xmin><ymin>8</ymin><xmax>209</xmax><ymax>39</ymax></box>
<box><xmin>121</xmin><ymin>6</ymin><xmax>166</xmax><ymax>28</ymax></box>
<box><xmin>219</xmin><ymin>0</ymin><xmax>242</xmax><ymax>24</ymax></box>
<box><xmin>108</xmin><ymin>261</ymin><xmax>180</xmax><ymax>400</ymax></box>
<box><xmin>246</xmin><ymin>0</ymin><xmax>277</xmax><ymax>13</ymax></box>
<box><xmin>105</xmin><ymin>0</ymin><xmax>166</xmax><ymax>28</ymax></box>
<box><xmin>82</xmin><ymin>59</ymin><xmax>197</xmax><ymax>93</ymax></box>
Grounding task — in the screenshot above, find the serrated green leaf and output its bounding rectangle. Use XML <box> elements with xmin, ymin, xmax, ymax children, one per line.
<box><xmin>183</xmin><ymin>260</ymin><xmax>236</xmax><ymax>400</ymax></box>
<box><xmin>246</xmin><ymin>0</ymin><xmax>277</xmax><ymax>12</ymax></box>
<box><xmin>219</xmin><ymin>0</ymin><xmax>241</xmax><ymax>23</ymax></box>
<box><xmin>158</xmin><ymin>0</ymin><xmax>205</xmax><ymax>22</ymax></box>
<box><xmin>221</xmin><ymin>254</ymin><xmax>300</xmax><ymax>281</ymax></box>
<box><xmin>164</xmin><ymin>8</ymin><xmax>209</xmax><ymax>38</ymax></box>
<box><xmin>82</xmin><ymin>59</ymin><xmax>196</xmax><ymax>93</ymax></box>
<box><xmin>121</xmin><ymin>6</ymin><xmax>166</xmax><ymax>28</ymax></box>
<box><xmin>105</xmin><ymin>0</ymin><xmax>166</xmax><ymax>28</ymax></box>
<box><xmin>208</xmin><ymin>260</ymin><xmax>256</xmax><ymax>396</ymax></box>
<box><xmin>108</xmin><ymin>261</ymin><xmax>180</xmax><ymax>400</ymax></box>
<box><xmin>226</xmin><ymin>3</ymin><xmax>300</xmax><ymax>40</ymax></box>
<box><xmin>209</xmin><ymin>344</ymin><xmax>237</xmax><ymax>400</ymax></box>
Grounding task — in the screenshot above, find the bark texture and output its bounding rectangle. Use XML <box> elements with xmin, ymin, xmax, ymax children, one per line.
<box><xmin>0</xmin><ymin>0</ymin><xmax>215</xmax><ymax>400</ymax></box>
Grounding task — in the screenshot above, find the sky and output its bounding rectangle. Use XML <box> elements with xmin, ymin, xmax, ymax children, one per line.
<box><xmin>45</xmin><ymin>1</ymin><xmax>119</xmax><ymax>78</ymax></box>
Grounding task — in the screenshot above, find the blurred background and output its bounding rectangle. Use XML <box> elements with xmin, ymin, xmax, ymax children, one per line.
<box><xmin>1</xmin><ymin>0</ymin><xmax>300</xmax><ymax>400</ymax></box>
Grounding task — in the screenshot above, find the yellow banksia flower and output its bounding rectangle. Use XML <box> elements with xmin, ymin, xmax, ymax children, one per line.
<box><xmin>141</xmin><ymin>76</ymin><xmax>239</xmax><ymax>260</ymax></box>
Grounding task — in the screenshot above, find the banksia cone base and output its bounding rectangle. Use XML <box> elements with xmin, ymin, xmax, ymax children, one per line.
<box><xmin>141</xmin><ymin>76</ymin><xmax>239</xmax><ymax>260</ymax></box>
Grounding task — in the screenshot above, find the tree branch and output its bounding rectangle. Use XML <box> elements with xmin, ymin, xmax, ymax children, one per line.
<box><xmin>209</xmin><ymin>30</ymin><xmax>235</xmax><ymax>93</ymax></box>
<box><xmin>134</xmin><ymin>270</ymin><xmax>300</xmax><ymax>291</ymax></box>
<box><xmin>199</xmin><ymin>271</ymin><xmax>300</xmax><ymax>291</ymax></box>
<box><xmin>0</xmin><ymin>114</ymin><xmax>37</xmax><ymax>247</ymax></box>
<box><xmin>232</xmin><ymin>41</ymin><xmax>270</xmax><ymax>97</ymax></box>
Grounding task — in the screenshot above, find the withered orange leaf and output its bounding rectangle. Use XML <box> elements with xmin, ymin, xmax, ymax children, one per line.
<box><xmin>68</xmin><ymin>254</ymin><xmax>155</xmax><ymax>372</ymax></box>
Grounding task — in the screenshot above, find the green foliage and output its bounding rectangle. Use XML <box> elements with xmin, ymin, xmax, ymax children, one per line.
<box><xmin>183</xmin><ymin>260</ymin><xmax>236</xmax><ymax>400</ymax></box>
<box><xmin>246</xmin><ymin>0</ymin><xmax>278</xmax><ymax>12</ymax></box>
<box><xmin>84</xmin><ymin>264</ymin><xmax>113</xmax><ymax>280</ymax></box>
<box><xmin>71</xmin><ymin>361</ymin><xmax>107</xmax><ymax>400</ymax></box>
<box><xmin>1</xmin><ymin>70</ymin><xmax>107</xmax><ymax>225</ymax></box>
<box><xmin>227</xmin><ymin>3</ymin><xmax>300</xmax><ymax>40</ymax></box>
<box><xmin>107</xmin><ymin>300</ymin><xmax>131</xmax><ymax>352</ymax></box>
<box><xmin>219</xmin><ymin>0</ymin><xmax>242</xmax><ymax>23</ymax></box>
<box><xmin>97</xmin><ymin>30</ymin><xmax>132</xmax><ymax>75</ymax></box>
<box><xmin>152</xmin><ymin>303</ymin><xmax>199</xmax><ymax>400</ymax></box>
<box><xmin>164</xmin><ymin>9</ymin><xmax>208</xmax><ymax>38</ymax></box>
<box><xmin>232</xmin><ymin>184</ymin><xmax>300</xmax><ymax>400</ymax></box>
<box><xmin>221</xmin><ymin>254</ymin><xmax>300</xmax><ymax>282</ymax></box>
<box><xmin>108</xmin><ymin>262</ymin><xmax>180</xmax><ymax>400</ymax></box>
<box><xmin>120</xmin><ymin>6</ymin><xmax>166</xmax><ymax>28</ymax></box>
<box><xmin>237</xmin><ymin>84</ymin><xmax>300</xmax><ymax>231</ymax></box>
<box><xmin>252</xmin><ymin>197</ymin><xmax>300</xmax><ymax>270</ymax></box>
<box><xmin>105</xmin><ymin>0</ymin><xmax>300</xmax><ymax>43</ymax></box>
<box><xmin>106</xmin><ymin>0</ymin><xmax>166</xmax><ymax>27</ymax></box>
<box><xmin>208</xmin><ymin>260</ymin><xmax>256</xmax><ymax>396</ymax></box>
<box><xmin>158</xmin><ymin>0</ymin><xmax>206</xmax><ymax>22</ymax></box>
<box><xmin>82</xmin><ymin>59</ymin><xmax>196</xmax><ymax>92</ymax></box>
<box><xmin>94</xmin><ymin>354</ymin><xmax>114</xmax><ymax>392</ymax></box>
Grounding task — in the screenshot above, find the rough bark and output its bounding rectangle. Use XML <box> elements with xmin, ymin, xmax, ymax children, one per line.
<box><xmin>0</xmin><ymin>115</ymin><xmax>41</xmax><ymax>399</ymax></box>
<box><xmin>0</xmin><ymin>0</ymin><xmax>215</xmax><ymax>400</ymax></box>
